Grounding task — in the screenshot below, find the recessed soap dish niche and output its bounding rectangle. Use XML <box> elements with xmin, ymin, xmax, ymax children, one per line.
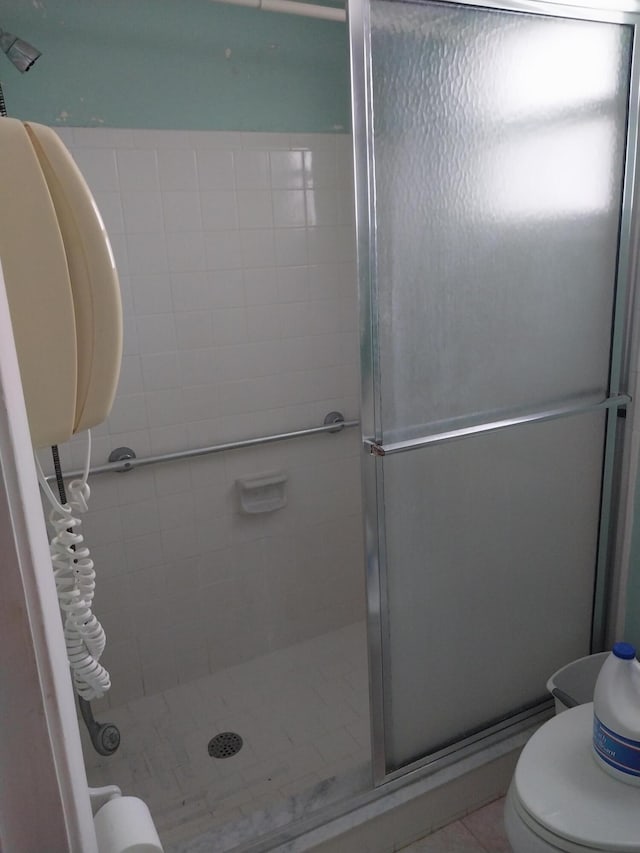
<box><xmin>236</xmin><ymin>471</ymin><xmax>288</xmax><ymax>514</ymax></box>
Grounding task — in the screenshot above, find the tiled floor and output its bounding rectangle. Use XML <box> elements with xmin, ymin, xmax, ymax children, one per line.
<box><xmin>82</xmin><ymin>621</ymin><xmax>514</xmax><ymax>853</ymax></box>
<box><xmin>401</xmin><ymin>797</ymin><xmax>513</xmax><ymax>853</ymax></box>
<box><xmin>82</xmin><ymin>622</ymin><xmax>370</xmax><ymax>850</ymax></box>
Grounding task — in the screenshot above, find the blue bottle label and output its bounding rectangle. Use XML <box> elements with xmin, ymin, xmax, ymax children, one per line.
<box><xmin>593</xmin><ymin>715</ymin><xmax>640</xmax><ymax>777</ymax></box>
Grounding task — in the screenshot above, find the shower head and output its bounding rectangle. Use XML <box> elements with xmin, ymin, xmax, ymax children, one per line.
<box><xmin>0</xmin><ymin>28</ymin><xmax>41</xmax><ymax>73</ymax></box>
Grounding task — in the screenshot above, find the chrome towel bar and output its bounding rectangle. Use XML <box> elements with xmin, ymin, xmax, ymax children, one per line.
<box><xmin>365</xmin><ymin>394</ymin><xmax>631</xmax><ymax>457</ymax></box>
<box><xmin>46</xmin><ymin>411</ymin><xmax>360</xmax><ymax>481</ymax></box>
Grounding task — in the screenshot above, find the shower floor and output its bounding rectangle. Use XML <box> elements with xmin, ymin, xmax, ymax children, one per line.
<box><xmin>82</xmin><ymin>621</ymin><xmax>371</xmax><ymax>851</ymax></box>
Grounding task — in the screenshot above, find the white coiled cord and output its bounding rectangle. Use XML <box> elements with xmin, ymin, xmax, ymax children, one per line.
<box><xmin>35</xmin><ymin>432</ymin><xmax>111</xmax><ymax>700</ymax></box>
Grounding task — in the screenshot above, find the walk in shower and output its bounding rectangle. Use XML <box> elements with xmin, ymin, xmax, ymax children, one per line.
<box><xmin>39</xmin><ymin>125</ymin><xmax>369</xmax><ymax>851</ymax></box>
<box><xmin>23</xmin><ymin>0</ymin><xmax>640</xmax><ymax>848</ymax></box>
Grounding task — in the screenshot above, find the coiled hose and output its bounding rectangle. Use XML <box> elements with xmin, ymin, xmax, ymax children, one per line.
<box><xmin>35</xmin><ymin>432</ymin><xmax>111</xmax><ymax>700</ymax></box>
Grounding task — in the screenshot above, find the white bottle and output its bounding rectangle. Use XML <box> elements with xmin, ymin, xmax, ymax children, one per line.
<box><xmin>593</xmin><ymin>641</ymin><xmax>640</xmax><ymax>786</ymax></box>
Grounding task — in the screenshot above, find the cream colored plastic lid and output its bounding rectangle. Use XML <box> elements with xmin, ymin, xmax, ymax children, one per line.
<box><xmin>24</xmin><ymin>122</ymin><xmax>122</xmax><ymax>434</ymax></box>
<box><xmin>514</xmin><ymin>702</ymin><xmax>640</xmax><ymax>851</ymax></box>
<box><xmin>0</xmin><ymin>118</ymin><xmax>76</xmax><ymax>448</ymax></box>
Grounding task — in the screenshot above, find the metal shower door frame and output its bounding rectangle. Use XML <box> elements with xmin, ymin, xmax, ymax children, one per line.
<box><xmin>349</xmin><ymin>0</ymin><xmax>640</xmax><ymax>786</ymax></box>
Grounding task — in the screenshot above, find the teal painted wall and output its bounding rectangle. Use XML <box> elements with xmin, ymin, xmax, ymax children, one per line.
<box><xmin>1</xmin><ymin>0</ymin><xmax>350</xmax><ymax>131</ymax></box>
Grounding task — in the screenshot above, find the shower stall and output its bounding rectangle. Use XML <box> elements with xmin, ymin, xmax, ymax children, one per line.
<box><xmin>47</xmin><ymin>125</ymin><xmax>371</xmax><ymax>851</ymax></box>
<box><xmin>6</xmin><ymin>0</ymin><xmax>640</xmax><ymax>848</ymax></box>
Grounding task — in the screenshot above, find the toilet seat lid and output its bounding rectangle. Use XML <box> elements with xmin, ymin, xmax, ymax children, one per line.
<box><xmin>514</xmin><ymin>703</ymin><xmax>640</xmax><ymax>852</ymax></box>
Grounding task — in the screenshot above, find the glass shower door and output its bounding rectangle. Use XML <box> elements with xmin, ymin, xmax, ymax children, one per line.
<box><xmin>350</xmin><ymin>0</ymin><xmax>637</xmax><ymax>780</ymax></box>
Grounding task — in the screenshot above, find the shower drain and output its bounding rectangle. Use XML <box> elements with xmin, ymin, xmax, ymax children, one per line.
<box><xmin>208</xmin><ymin>732</ymin><xmax>243</xmax><ymax>759</ymax></box>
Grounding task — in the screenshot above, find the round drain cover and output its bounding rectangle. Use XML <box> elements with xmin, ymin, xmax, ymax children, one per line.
<box><xmin>208</xmin><ymin>732</ymin><xmax>243</xmax><ymax>758</ymax></box>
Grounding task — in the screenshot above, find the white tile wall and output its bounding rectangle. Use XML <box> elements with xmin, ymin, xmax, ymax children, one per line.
<box><xmin>43</xmin><ymin>129</ymin><xmax>363</xmax><ymax>706</ymax></box>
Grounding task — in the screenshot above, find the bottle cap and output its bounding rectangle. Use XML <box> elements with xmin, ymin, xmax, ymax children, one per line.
<box><xmin>613</xmin><ymin>641</ymin><xmax>636</xmax><ymax>660</ymax></box>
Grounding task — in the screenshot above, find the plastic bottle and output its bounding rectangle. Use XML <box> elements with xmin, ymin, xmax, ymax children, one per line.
<box><xmin>593</xmin><ymin>641</ymin><xmax>640</xmax><ymax>786</ymax></box>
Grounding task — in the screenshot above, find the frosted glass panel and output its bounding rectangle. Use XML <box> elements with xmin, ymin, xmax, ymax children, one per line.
<box><xmin>382</xmin><ymin>413</ymin><xmax>605</xmax><ymax>770</ymax></box>
<box><xmin>370</xmin><ymin>2</ymin><xmax>632</xmax><ymax>441</ymax></box>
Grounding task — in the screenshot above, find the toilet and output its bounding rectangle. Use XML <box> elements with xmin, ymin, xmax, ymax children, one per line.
<box><xmin>504</xmin><ymin>702</ymin><xmax>640</xmax><ymax>852</ymax></box>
